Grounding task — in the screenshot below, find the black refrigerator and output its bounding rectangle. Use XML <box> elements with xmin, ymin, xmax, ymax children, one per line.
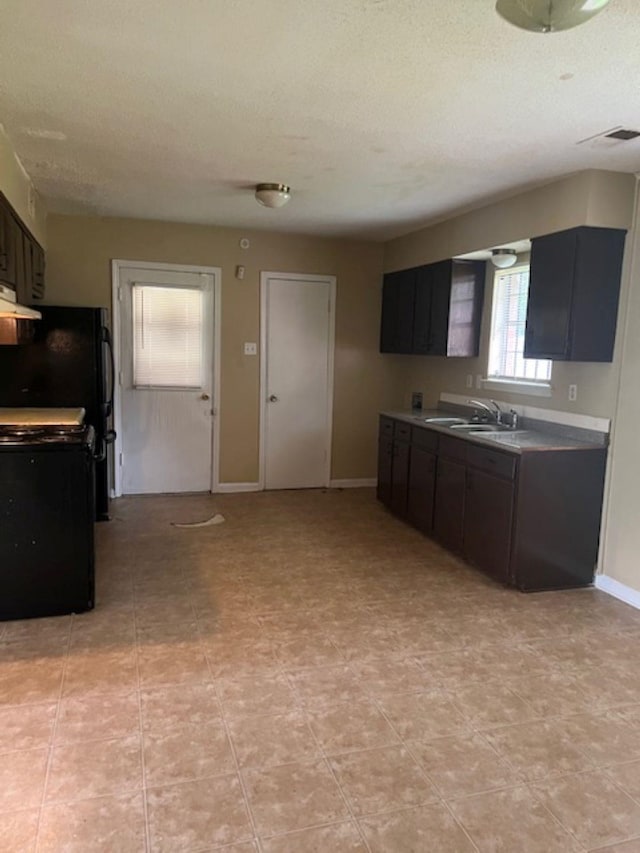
<box><xmin>0</xmin><ymin>306</ymin><xmax>116</xmax><ymax>520</ymax></box>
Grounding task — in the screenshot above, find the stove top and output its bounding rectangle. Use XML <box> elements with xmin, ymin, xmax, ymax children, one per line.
<box><xmin>0</xmin><ymin>423</ymin><xmax>93</xmax><ymax>448</ymax></box>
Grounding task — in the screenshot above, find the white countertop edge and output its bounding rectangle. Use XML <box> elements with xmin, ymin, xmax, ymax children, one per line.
<box><xmin>439</xmin><ymin>392</ymin><xmax>610</xmax><ymax>435</ymax></box>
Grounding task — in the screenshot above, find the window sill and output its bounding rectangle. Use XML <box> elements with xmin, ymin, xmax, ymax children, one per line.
<box><xmin>481</xmin><ymin>377</ymin><xmax>553</xmax><ymax>398</ymax></box>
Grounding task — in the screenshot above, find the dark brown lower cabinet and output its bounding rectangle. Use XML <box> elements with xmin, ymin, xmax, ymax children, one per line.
<box><xmin>377</xmin><ymin>415</ymin><xmax>607</xmax><ymax>591</ymax></box>
<box><xmin>433</xmin><ymin>457</ymin><xmax>466</xmax><ymax>553</ymax></box>
<box><xmin>390</xmin><ymin>438</ymin><xmax>410</xmax><ymax>517</ymax></box>
<box><xmin>407</xmin><ymin>446</ymin><xmax>436</xmax><ymax>533</ymax></box>
<box><xmin>464</xmin><ymin>468</ymin><xmax>514</xmax><ymax>584</ymax></box>
<box><xmin>377</xmin><ymin>435</ymin><xmax>393</xmax><ymax>507</ymax></box>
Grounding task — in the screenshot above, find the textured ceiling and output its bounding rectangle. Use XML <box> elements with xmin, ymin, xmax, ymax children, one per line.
<box><xmin>0</xmin><ymin>0</ymin><xmax>639</xmax><ymax>240</ymax></box>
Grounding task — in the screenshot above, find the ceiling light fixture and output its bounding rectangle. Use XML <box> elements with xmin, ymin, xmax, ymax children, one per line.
<box><xmin>495</xmin><ymin>0</ymin><xmax>611</xmax><ymax>33</ymax></box>
<box><xmin>255</xmin><ymin>183</ymin><xmax>291</xmax><ymax>209</ymax></box>
<box><xmin>491</xmin><ymin>248</ymin><xmax>518</xmax><ymax>268</ymax></box>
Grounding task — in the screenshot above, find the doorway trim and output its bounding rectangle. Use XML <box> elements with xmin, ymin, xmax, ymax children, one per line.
<box><xmin>259</xmin><ymin>271</ymin><xmax>336</xmax><ymax>491</ymax></box>
<box><xmin>111</xmin><ymin>259</ymin><xmax>222</xmax><ymax>497</ymax></box>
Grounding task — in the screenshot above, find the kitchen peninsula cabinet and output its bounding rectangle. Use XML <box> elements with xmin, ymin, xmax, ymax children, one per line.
<box><xmin>377</xmin><ymin>415</ymin><xmax>607</xmax><ymax>591</ymax></box>
<box><xmin>380</xmin><ymin>259</ymin><xmax>485</xmax><ymax>357</ymax></box>
<box><xmin>524</xmin><ymin>225</ymin><xmax>626</xmax><ymax>362</ymax></box>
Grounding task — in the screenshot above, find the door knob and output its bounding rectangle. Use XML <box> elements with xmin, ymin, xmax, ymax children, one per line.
<box><xmin>200</xmin><ymin>392</ymin><xmax>210</xmax><ymax>400</ymax></box>
<box><xmin>269</xmin><ymin>394</ymin><xmax>278</xmax><ymax>402</ymax></box>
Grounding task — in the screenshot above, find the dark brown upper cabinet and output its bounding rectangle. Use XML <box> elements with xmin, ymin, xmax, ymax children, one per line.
<box><xmin>0</xmin><ymin>202</ymin><xmax>19</xmax><ymax>289</ymax></box>
<box><xmin>380</xmin><ymin>258</ymin><xmax>485</xmax><ymax>357</ymax></box>
<box><xmin>380</xmin><ymin>268</ymin><xmax>416</xmax><ymax>353</ymax></box>
<box><xmin>524</xmin><ymin>225</ymin><xmax>626</xmax><ymax>362</ymax></box>
<box><xmin>0</xmin><ymin>193</ymin><xmax>45</xmax><ymax>303</ymax></box>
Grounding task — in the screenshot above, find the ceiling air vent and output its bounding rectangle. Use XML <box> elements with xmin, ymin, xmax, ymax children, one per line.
<box><xmin>576</xmin><ymin>126</ymin><xmax>640</xmax><ymax>149</ymax></box>
<box><xmin>605</xmin><ymin>129</ymin><xmax>640</xmax><ymax>141</ymax></box>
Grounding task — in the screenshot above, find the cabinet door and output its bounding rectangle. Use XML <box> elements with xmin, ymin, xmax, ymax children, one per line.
<box><xmin>380</xmin><ymin>269</ymin><xmax>416</xmax><ymax>353</ymax></box>
<box><xmin>390</xmin><ymin>440</ymin><xmax>410</xmax><ymax>517</ymax></box>
<box><xmin>31</xmin><ymin>243</ymin><xmax>45</xmax><ymax>300</ymax></box>
<box><xmin>16</xmin><ymin>231</ymin><xmax>33</xmax><ymax>305</ymax></box>
<box><xmin>433</xmin><ymin>456</ymin><xmax>466</xmax><ymax>552</ymax></box>
<box><xmin>407</xmin><ymin>446</ymin><xmax>436</xmax><ymax>533</ymax></box>
<box><xmin>447</xmin><ymin>260</ymin><xmax>485</xmax><ymax>357</ymax></box>
<box><xmin>428</xmin><ymin>261</ymin><xmax>452</xmax><ymax>356</ymax></box>
<box><xmin>0</xmin><ymin>203</ymin><xmax>18</xmax><ymax>288</ymax></box>
<box><xmin>377</xmin><ymin>436</ymin><xmax>393</xmax><ymax>507</ymax></box>
<box><xmin>570</xmin><ymin>227</ymin><xmax>625</xmax><ymax>363</ymax></box>
<box><xmin>524</xmin><ymin>230</ymin><xmax>576</xmax><ymax>359</ymax></box>
<box><xmin>412</xmin><ymin>266</ymin><xmax>432</xmax><ymax>354</ymax></box>
<box><xmin>464</xmin><ymin>468</ymin><xmax>514</xmax><ymax>584</ymax></box>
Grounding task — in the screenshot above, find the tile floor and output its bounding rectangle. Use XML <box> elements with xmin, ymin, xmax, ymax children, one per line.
<box><xmin>2</xmin><ymin>488</ymin><xmax>640</xmax><ymax>851</ymax></box>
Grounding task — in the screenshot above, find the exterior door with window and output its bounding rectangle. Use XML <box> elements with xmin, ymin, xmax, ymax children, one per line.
<box><xmin>118</xmin><ymin>266</ymin><xmax>214</xmax><ymax>494</ymax></box>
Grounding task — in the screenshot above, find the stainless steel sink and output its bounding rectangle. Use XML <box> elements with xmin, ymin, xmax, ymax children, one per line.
<box><xmin>416</xmin><ymin>416</ymin><xmax>468</xmax><ymax>425</ymax></box>
<box><xmin>449</xmin><ymin>423</ymin><xmax>505</xmax><ymax>432</ymax></box>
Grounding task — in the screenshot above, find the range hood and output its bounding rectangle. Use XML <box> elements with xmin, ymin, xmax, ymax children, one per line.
<box><xmin>0</xmin><ymin>284</ymin><xmax>41</xmax><ymax>320</ymax></box>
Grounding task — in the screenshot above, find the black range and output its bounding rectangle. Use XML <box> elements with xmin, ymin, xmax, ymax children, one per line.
<box><xmin>0</xmin><ymin>422</ymin><xmax>96</xmax><ymax>620</ymax></box>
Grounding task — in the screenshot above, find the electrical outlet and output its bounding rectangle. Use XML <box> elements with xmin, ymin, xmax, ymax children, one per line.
<box><xmin>568</xmin><ymin>384</ymin><xmax>578</xmax><ymax>402</ymax></box>
<box><xmin>466</xmin><ymin>374</ymin><xmax>473</xmax><ymax>388</ymax></box>
<box><xmin>243</xmin><ymin>342</ymin><xmax>257</xmax><ymax>356</ymax></box>
<box><xmin>476</xmin><ymin>374</ymin><xmax>483</xmax><ymax>390</ymax></box>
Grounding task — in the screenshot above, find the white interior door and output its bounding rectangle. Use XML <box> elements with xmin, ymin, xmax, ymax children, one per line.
<box><xmin>118</xmin><ymin>266</ymin><xmax>214</xmax><ymax>494</ymax></box>
<box><xmin>263</xmin><ymin>274</ymin><xmax>334</xmax><ymax>490</ymax></box>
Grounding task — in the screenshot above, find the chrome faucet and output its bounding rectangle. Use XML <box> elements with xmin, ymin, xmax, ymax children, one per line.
<box><xmin>467</xmin><ymin>399</ymin><xmax>503</xmax><ymax>424</ymax></box>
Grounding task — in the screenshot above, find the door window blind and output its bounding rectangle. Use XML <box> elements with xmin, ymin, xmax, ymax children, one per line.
<box><xmin>133</xmin><ymin>284</ymin><xmax>204</xmax><ymax>388</ymax></box>
<box><xmin>488</xmin><ymin>267</ymin><xmax>551</xmax><ymax>382</ymax></box>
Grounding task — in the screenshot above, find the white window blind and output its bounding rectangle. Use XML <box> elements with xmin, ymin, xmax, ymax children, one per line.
<box><xmin>133</xmin><ymin>284</ymin><xmax>204</xmax><ymax>388</ymax></box>
<box><xmin>488</xmin><ymin>267</ymin><xmax>552</xmax><ymax>383</ymax></box>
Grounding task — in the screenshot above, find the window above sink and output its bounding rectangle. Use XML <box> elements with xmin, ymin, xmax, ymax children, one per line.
<box><xmin>487</xmin><ymin>264</ymin><xmax>552</xmax><ymax>394</ymax></box>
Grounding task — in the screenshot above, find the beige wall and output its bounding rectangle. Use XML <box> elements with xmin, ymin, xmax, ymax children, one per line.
<box><xmin>0</xmin><ymin>126</ymin><xmax>47</xmax><ymax>246</ymax></box>
<box><xmin>46</xmin><ymin>214</ymin><xmax>399</xmax><ymax>483</ymax></box>
<box><xmin>601</xmin><ymin>179</ymin><xmax>640</xmax><ymax>592</ymax></box>
<box><xmin>384</xmin><ymin>170</ymin><xmax>636</xmax><ymax>420</ymax></box>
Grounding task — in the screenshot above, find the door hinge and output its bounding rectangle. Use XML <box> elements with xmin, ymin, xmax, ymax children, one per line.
<box><xmin>118</xmin><ymin>371</ymin><xmax>123</xmax><ymax>386</ymax></box>
<box><xmin>119</xmin><ymin>452</ymin><xmax>123</xmax><ymax>467</ymax></box>
<box><xmin>118</xmin><ymin>286</ymin><xmax>123</xmax><ymax>302</ymax></box>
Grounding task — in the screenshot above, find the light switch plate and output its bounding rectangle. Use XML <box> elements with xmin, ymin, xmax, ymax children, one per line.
<box><xmin>568</xmin><ymin>384</ymin><xmax>578</xmax><ymax>402</ymax></box>
<box><xmin>244</xmin><ymin>342</ymin><xmax>257</xmax><ymax>356</ymax></box>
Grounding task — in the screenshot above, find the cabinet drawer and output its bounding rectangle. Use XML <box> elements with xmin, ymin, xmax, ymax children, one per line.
<box><xmin>411</xmin><ymin>426</ymin><xmax>438</xmax><ymax>452</ymax></box>
<box><xmin>395</xmin><ymin>421</ymin><xmax>411</xmax><ymax>442</ymax></box>
<box><xmin>467</xmin><ymin>445</ymin><xmax>516</xmax><ymax>480</ymax></box>
<box><xmin>438</xmin><ymin>435</ymin><xmax>467</xmax><ymax>463</ymax></box>
<box><xmin>379</xmin><ymin>416</ymin><xmax>395</xmax><ymax>439</ymax></box>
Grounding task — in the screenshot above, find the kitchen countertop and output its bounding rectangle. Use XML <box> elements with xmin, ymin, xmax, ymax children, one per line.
<box><xmin>0</xmin><ymin>407</ymin><xmax>86</xmax><ymax>426</ymax></box>
<box><xmin>381</xmin><ymin>409</ymin><xmax>606</xmax><ymax>454</ymax></box>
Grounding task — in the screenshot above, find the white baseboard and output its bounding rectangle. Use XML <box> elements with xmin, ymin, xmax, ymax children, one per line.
<box><xmin>595</xmin><ymin>574</ymin><xmax>640</xmax><ymax>610</ymax></box>
<box><xmin>215</xmin><ymin>482</ymin><xmax>262</xmax><ymax>494</ymax></box>
<box><xmin>329</xmin><ymin>478</ymin><xmax>377</xmax><ymax>489</ymax></box>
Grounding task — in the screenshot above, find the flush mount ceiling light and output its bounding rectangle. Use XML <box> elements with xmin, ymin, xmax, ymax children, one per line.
<box><xmin>491</xmin><ymin>248</ymin><xmax>518</xmax><ymax>268</ymax></box>
<box><xmin>495</xmin><ymin>0</ymin><xmax>611</xmax><ymax>33</ymax></box>
<box><xmin>255</xmin><ymin>183</ymin><xmax>291</xmax><ymax>208</ymax></box>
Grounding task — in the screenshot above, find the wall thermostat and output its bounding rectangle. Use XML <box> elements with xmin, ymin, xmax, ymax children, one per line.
<box><xmin>239</xmin><ymin>238</ymin><xmax>250</xmax><ymax>250</ymax></box>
